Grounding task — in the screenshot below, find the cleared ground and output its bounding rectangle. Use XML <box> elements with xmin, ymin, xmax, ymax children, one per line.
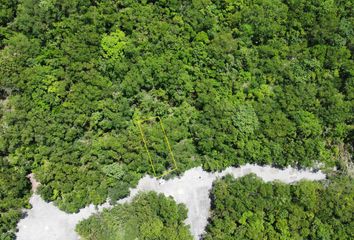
<box><xmin>16</xmin><ymin>164</ymin><xmax>326</xmax><ymax>240</ymax></box>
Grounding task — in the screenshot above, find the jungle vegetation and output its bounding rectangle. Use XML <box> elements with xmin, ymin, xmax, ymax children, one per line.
<box><xmin>76</xmin><ymin>192</ymin><xmax>193</xmax><ymax>240</ymax></box>
<box><xmin>0</xmin><ymin>0</ymin><xmax>353</xmax><ymax>239</ymax></box>
<box><xmin>205</xmin><ymin>174</ymin><xmax>354</xmax><ymax>240</ymax></box>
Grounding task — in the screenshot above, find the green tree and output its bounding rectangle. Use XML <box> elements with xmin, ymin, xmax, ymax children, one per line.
<box><xmin>76</xmin><ymin>192</ymin><xmax>193</xmax><ymax>240</ymax></box>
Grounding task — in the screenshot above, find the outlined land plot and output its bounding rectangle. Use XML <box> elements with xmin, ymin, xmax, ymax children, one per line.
<box><xmin>136</xmin><ymin>117</ymin><xmax>177</xmax><ymax>178</ymax></box>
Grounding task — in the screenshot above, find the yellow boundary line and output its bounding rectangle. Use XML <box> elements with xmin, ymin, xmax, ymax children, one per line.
<box><xmin>136</xmin><ymin>116</ymin><xmax>178</xmax><ymax>178</ymax></box>
<box><xmin>137</xmin><ymin>120</ymin><xmax>157</xmax><ymax>176</ymax></box>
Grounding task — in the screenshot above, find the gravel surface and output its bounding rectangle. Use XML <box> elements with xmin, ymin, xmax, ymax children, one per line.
<box><xmin>16</xmin><ymin>164</ymin><xmax>326</xmax><ymax>240</ymax></box>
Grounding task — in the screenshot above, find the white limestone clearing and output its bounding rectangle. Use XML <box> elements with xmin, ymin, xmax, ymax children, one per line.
<box><xmin>16</xmin><ymin>164</ymin><xmax>326</xmax><ymax>240</ymax></box>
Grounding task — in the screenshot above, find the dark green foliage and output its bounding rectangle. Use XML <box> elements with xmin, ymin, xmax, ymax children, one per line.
<box><xmin>0</xmin><ymin>162</ymin><xmax>31</xmax><ymax>239</ymax></box>
<box><xmin>204</xmin><ymin>174</ymin><xmax>354</xmax><ymax>240</ymax></box>
<box><xmin>0</xmin><ymin>0</ymin><xmax>353</xmax><ymax>238</ymax></box>
<box><xmin>0</xmin><ymin>0</ymin><xmax>18</xmax><ymax>47</ymax></box>
<box><xmin>76</xmin><ymin>192</ymin><xmax>193</xmax><ymax>240</ymax></box>
<box><xmin>0</xmin><ymin>0</ymin><xmax>17</xmax><ymax>26</ymax></box>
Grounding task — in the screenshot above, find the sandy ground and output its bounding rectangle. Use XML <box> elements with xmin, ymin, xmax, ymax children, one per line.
<box><xmin>16</xmin><ymin>164</ymin><xmax>326</xmax><ymax>240</ymax></box>
<box><xmin>27</xmin><ymin>173</ymin><xmax>40</xmax><ymax>192</ymax></box>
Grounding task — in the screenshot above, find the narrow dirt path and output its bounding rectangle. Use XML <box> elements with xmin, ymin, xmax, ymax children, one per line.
<box><xmin>27</xmin><ymin>173</ymin><xmax>40</xmax><ymax>192</ymax></box>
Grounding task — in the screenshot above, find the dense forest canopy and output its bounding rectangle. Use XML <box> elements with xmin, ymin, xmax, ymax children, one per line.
<box><xmin>205</xmin><ymin>174</ymin><xmax>354</xmax><ymax>239</ymax></box>
<box><xmin>76</xmin><ymin>192</ymin><xmax>193</xmax><ymax>240</ymax></box>
<box><xmin>0</xmin><ymin>0</ymin><xmax>353</xmax><ymax>239</ymax></box>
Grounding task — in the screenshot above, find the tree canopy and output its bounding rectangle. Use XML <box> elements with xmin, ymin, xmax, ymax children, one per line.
<box><xmin>0</xmin><ymin>0</ymin><xmax>353</xmax><ymax>238</ymax></box>
<box><xmin>76</xmin><ymin>192</ymin><xmax>193</xmax><ymax>240</ymax></box>
<box><xmin>205</xmin><ymin>174</ymin><xmax>354</xmax><ymax>240</ymax></box>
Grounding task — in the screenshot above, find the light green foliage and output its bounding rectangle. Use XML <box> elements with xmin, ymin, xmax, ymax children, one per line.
<box><xmin>76</xmin><ymin>192</ymin><xmax>193</xmax><ymax>240</ymax></box>
<box><xmin>101</xmin><ymin>29</ymin><xmax>127</xmax><ymax>59</ymax></box>
<box><xmin>293</xmin><ymin>110</ymin><xmax>322</xmax><ymax>137</ymax></box>
<box><xmin>233</xmin><ymin>104</ymin><xmax>259</xmax><ymax>135</ymax></box>
<box><xmin>195</xmin><ymin>31</ymin><xmax>209</xmax><ymax>43</ymax></box>
<box><xmin>101</xmin><ymin>163</ymin><xmax>124</xmax><ymax>180</ymax></box>
<box><xmin>205</xmin><ymin>174</ymin><xmax>354</xmax><ymax>240</ymax></box>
